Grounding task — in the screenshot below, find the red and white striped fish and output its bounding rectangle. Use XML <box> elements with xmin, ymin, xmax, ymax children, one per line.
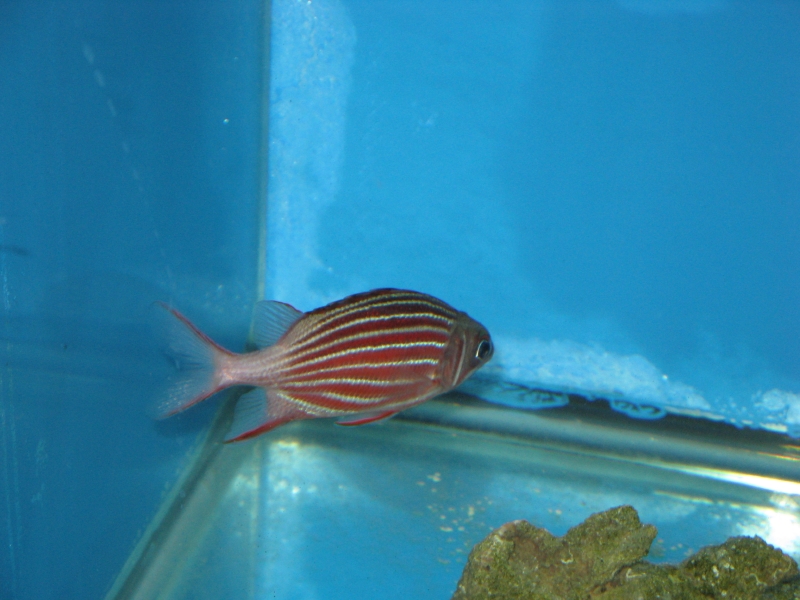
<box><xmin>156</xmin><ymin>288</ymin><xmax>493</xmax><ymax>442</ymax></box>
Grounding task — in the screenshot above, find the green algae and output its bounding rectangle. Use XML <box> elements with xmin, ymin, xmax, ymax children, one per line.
<box><xmin>452</xmin><ymin>506</ymin><xmax>800</xmax><ymax>600</ymax></box>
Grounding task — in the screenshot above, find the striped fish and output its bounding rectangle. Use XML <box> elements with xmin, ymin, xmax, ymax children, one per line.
<box><xmin>156</xmin><ymin>289</ymin><xmax>493</xmax><ymax>442</ymax></box>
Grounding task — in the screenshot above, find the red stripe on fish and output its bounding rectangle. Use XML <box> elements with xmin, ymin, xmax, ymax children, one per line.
<box><xmin>281</xmin><ymin>324</ymin><xmax>450</xmax><ymax>363</ymax></box>
<box><xmin>155</xmin><ymin>288</ymin><xmax>493</xmax><ymax>442</ymax></box>
<box><xmin>282</xmin><ymin>382</ymin><xmax>433</xmax><ymax>417</ymax></box>
<box><xmin>285</xmin><ymin>305</ymin><xmax>455</xmax><ymax>356</ymax></box>
<box><xmin>280</xmin><ymin>334</ymin><xmax>449</xmax><ymax>376</ymax></box>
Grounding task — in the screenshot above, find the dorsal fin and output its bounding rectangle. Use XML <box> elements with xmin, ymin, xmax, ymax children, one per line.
<box><xmin>251</xmin><ymin>300</ymin><xmax>304</xmax><ymax>349</ymax></box>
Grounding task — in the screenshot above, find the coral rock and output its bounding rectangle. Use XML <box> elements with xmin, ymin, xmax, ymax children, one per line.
<box><xmin>451</xmin><ymin>505</ymin><xmax>656</xmax><ymax>600</ymax></box>
<box><xmin>452</xmin><ymin>506</ymin><xmax>800</xmax><ymax>600</ymax></box>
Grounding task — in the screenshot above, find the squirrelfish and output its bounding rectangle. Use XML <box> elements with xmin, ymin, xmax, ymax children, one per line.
<box><xmin>157</xmin><ymin>288</ymin><xmax>493</xmax><ymax>442</ymax></box>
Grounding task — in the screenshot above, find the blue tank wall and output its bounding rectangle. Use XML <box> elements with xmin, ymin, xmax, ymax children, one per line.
<box><xmin>266</xmin><ymin>0</ymin><xmax>799</xmax><ymax>434</ymax></box>
<box><xmin>0</xmin><ymin>2</ymin><xmax>263</xmax><ymax>598</ymax></box>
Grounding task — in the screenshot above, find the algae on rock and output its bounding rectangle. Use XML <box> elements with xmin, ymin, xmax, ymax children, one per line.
<box><xmin>452</xmin><ymin>505</ymin><xmax>799</xmax><ymax>600</ymax></box>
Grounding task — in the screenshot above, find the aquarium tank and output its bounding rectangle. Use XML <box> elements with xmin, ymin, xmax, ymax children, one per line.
<box><xmin>1</xmin><ymin>0</ymin><xmax>798</xmax><ymax>598</ymax></box>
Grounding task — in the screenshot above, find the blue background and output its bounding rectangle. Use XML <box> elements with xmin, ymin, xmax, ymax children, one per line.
<box><xmin>0</xmin><ymin>2</ymin><xmax>263</xmax><ymax>598</ymax></box>
<box><xmin>267</xmin><ymin>0</ymin><xmax>799</xmax><ymax>429</ymax></box>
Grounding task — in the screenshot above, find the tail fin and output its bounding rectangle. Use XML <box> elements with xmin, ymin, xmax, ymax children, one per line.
<box><xmin>152</xmin><ymin>302</ymin><xmax>234</xmax><ymax>419</ymax></box>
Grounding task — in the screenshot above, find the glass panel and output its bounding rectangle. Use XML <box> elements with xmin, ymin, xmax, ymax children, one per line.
<box><xmin>104</xmin><ymin>405</ymin><xmax>800</xmax><ymax>599</ymax></box>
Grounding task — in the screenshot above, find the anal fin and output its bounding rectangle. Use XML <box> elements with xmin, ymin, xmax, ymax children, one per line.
<box><xmin>336</xmin><ymin>410</ymin><xmax>399</xmax><ymax>427</ymax></box>
<box><xmin>225</xmin><ymin>388</ymin><xmax>312</xmax><ymax>442</ymax></box>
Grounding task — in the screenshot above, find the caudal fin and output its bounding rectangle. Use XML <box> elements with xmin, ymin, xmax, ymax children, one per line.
<box><xmin>153</xmin><ymin>303</ymin><xmax>234</xmax><ymax>419</ymax></box>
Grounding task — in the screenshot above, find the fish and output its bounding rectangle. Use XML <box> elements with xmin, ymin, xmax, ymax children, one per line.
<box><xmin>156</xmin><ymin>288</ymin><xmax>493</xmax><ymax>442</ymax></box>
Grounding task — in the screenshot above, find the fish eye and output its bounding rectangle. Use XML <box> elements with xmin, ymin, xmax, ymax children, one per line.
<box><xmin>476</xmin><ymin>339</ymin><xmax>492</xmax><ymax>360</ymax></box>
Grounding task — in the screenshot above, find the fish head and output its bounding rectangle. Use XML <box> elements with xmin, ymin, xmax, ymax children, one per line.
<box><xmin>439</xmin><ymin>314</ymin><xmax>494</xmax><ymax>390</ymax></box>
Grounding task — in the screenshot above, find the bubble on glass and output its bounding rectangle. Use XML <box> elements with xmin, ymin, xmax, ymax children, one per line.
<box><xmin>609</xmin><ymin>399</ymin><xmax>667</xmax><ymax>420</ymax></box>
<box><xmin>459</xmin><ymin>376</ymin><xmax>569</xmax><ymax>411</ymax></box>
